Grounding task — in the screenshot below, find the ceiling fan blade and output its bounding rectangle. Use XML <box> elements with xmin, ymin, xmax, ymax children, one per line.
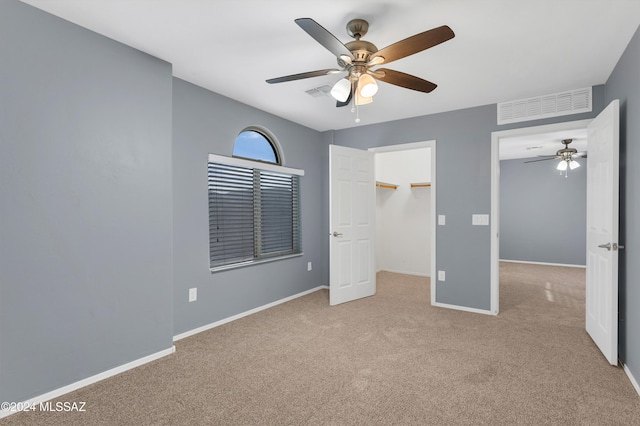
<box><xmin>524</xmin><ymin>157</ymin><xmax>559</xmax><ymax>163</ymax></box>
<box><xmin>374</xmin><ymin>68</ymin><xmax>437</xmax><ymax>93</ymax></box>
<box><xmin>573</xmin><ymin>151</ymin><xmax>588</xmax><ymax>158</ymax></box>
<box><xmin>295</xmin><ymin>18</ymin><xmax>354</xmax><ymax>60</ymax></box>
<box><xmin>371</xmin><ymin>25</ymin><xmax>454</xmax><ymax>65</ymax></box>
<box><xmin>266</xmin><ymin>69</ymin><xmax>341</xmax><ymax>84</ymax></box>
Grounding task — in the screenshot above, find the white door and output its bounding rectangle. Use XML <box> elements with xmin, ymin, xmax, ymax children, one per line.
<box><xmin>586</xmin><ymin>99</ymin><xmax>620</xmax><ymax>365</ymax></box>
<box><xmin>329</xmin><ymin>145</ymin><xmax>376</xmax><ymax>305</ymax></box>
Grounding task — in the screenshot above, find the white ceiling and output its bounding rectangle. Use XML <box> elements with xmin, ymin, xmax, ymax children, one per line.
<box><xmin>20</xmin><ymin>0</ymin><xmax>640</xmax><ymax>137</ymax></box>
<box><xmin>499</xmin><ymin>129</ymin><xmax>587</xmax><ymax>161</ymax></box>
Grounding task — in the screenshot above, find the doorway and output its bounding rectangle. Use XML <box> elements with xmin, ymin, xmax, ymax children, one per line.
<box><xmin>491</xmin><ymin>100</ymin><xmax>621</xmax><ymax>365</ymax></box>
<box><xmin>369</xmin><ymin>140</ymin><xmax>437</xmax><ymax>303</ymax></box>
<box><xmin>490</xmin><ymin>119</ymin><xmax>592</xmax><ymax>314</ymax></box>
<box><xmin>329</xmin><ymin>141</ymin><xmax>437</xmax><ymax>306</ymax></box>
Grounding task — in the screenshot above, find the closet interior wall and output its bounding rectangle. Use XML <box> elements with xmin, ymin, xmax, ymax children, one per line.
<box><xmin>375</xmin><ymin>148</ymin><xmax>432</xmax><ymax>277</ymax></box>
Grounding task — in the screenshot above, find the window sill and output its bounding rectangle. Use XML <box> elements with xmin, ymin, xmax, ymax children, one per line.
<box><xmin>210</xmin><ymin>252</ymin><xmax>304</xmax><ymax>273</ymax></box>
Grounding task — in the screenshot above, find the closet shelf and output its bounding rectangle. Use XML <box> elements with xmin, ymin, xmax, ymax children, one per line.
<box><xmin>410</xmin><ymin>182</ymin><xmax>431</xmax><ymax>188</ymax></box>
<box><xmin>376</xmin><ymin>181</ymin><xmax>398</xmax><ymax>190</ymax></box>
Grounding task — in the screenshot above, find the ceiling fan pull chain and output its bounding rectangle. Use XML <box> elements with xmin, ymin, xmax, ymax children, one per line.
<box><xmin>351</xmin><ymin>94</ymin><xmax>360</xmax><ymax>123</ymax></box>
<box><xmin>350</xmin><ymin>90</ymin><xmax>356</xmax><ymax>114</ymax></box>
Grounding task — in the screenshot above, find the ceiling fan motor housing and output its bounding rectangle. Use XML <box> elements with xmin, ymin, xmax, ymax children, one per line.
<box><xmin>341</xmin><ymin>19</ymin><xmax>379</xmax><ymax>72</ymax></box>
<box><xmin>557</xmin><ymin>139</ymin><xmax>577</xmax><ymax>158</ymax></box>
<box><xmin>345</xmin><ymin>40</ymin><xmax>378</xmax><ymax>62</ymax></box>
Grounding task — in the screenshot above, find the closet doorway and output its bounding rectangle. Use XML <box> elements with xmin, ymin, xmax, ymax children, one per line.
<box><xmin>370</xmin><ymin>141</ymin><xmax>436</xmax><ymax>302</ymax></box>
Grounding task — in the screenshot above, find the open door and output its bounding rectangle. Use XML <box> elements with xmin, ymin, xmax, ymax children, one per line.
<box><xmin>586</xmin><ymin>99</ymin><xmax>620</xmax><ymax>365</ymax></box>
<box><xmin>329</xmin><ymin>145</ymin><xmax>376</xmax><ymax>305</ymax></box>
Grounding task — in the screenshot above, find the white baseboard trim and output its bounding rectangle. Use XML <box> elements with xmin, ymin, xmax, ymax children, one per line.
<box><xmin>0</xmin><ymin>345</ymin><xmax>175</xmax><ymax>420</ymax></box>
<box><xmin>499</xmin><ymin>259</ymin><xmax>586</xmax><ymax>268</ymax></box>
<box><xmin>378</xmin><ymin>268</ymin><xmax>430</xmax><ymax>277</ymax></box>
<box><xmin>174</xmin><ymin>285</ymin><xmax>327</xmax><ymax>342</ymax></box>
<box><xmin>432</xmin><ymin>301</ymin><xmax>496</xmax><ymax>316</ymax></box>
<box><xmin>623</xmin><ymin>362</ymin><xmax>640</xmax><ymax>398</ymax></box>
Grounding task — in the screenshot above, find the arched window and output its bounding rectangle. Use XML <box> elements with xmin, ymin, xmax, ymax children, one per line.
<box><xmin>208</xmin><ymin>127</ymin><xmax>303</xmax><ymax>271</ymax></box>
<box><xmin>232</xmin><ymin>128</ymin><xmax>280</xmax><ymax>164</ymax></box>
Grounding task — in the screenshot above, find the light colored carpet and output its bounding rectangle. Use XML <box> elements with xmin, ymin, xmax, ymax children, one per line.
<box><xmin>3</xmin><ymin>262</ymin><xmax>639</xmax><ymax>425</ymax></box>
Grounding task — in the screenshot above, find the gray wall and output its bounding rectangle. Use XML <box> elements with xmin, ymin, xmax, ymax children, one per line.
<box><xmin>0</xmin><ymin>1</ymin><xmax>173</xmax><ymax>402</ymax></box>
<box><xmin>330</xmin><ymin>94</ymin><xmax>603</xmax><ymax>311</ymax></box>
<box><xmin>2</xmin><ymin>0</ymin><xmax>638</xmax><ymax>408</ymax></box>
<box><xmin>499</xmin><ymin>157</ymin><xmax>587</xmax><ymax>265</ymax></box>
<box><xmin>605</xmin><ymin>25</ymin><xmax>640</xmax><ymax>378</ymax></box>
<box><xmin>172</xmin><ymin>78</ymin><xmax>328</xmax><ymax>335</ymax></box>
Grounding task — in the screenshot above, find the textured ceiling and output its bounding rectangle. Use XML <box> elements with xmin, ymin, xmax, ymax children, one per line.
<box><xmin>21</xmin><ymin>0</ymin><xmax>640</xmax><ymax>138</ymax></box>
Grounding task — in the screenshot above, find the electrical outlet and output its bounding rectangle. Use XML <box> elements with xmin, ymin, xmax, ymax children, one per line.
<box><xmin>438</xmin><ymin>271</ymin><xmax>446</xmax><ymax>282</ymax></box>
<box><xmin>307</xmin><ymin>261</ymin><xmax>312</xmax><ymax>271</ymax></box>
<box><xmin>189</xmin><ymin>288</ymin><xmax>197</xmax><ymax>302</ymax></box>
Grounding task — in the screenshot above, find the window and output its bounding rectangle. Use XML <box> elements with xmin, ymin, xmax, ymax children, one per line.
<box><xmin>232</xmin><ymin>129</ymin><xmax>279</xmax><ymax>164</ymax></box>
<box><xmin>208</xmin><ymin>132</ymin><xmax>303</xmax><ymax>271</ymax></box>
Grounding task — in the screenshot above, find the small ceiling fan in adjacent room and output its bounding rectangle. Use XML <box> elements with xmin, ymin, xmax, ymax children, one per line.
<box><xmin>524</xmin><ymin>139</ymin><xmax>587</xmax><ymax>175</ymax></box>
<box><xmin>266</xmin><ymin>17</ymin><xmax>455</xmax><ymax>112</ymax></box>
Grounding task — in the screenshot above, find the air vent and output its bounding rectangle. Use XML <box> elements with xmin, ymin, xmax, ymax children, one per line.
<box><xmin>305</xmin><ymin>85</ymin><xmax>332</xmax><ymax>98</ymax></box>
<box><xmin>497</xmin><ymin>87</ymin><xmax>592</xmax><ymax>125</ymax></box>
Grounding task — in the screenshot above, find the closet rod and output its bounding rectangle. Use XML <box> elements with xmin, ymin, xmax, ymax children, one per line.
<box><xmin>376</xmin><ymin>181</ymin><xmax>398</xmax><ymax>190</ymax></box>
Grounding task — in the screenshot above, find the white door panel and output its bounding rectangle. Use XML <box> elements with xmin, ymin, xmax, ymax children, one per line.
<box><xmin>330</xmin><ymin>145</ymin><xmax>376</xmax><ymax>305</ymax></box>
<box><xmin>586</xmin><ymin>99</ymin><xmax>619</xmax><ymax>365</ymax></box>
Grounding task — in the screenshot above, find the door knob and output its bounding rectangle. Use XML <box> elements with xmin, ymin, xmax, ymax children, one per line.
<box><xmin>331</xmin><ymin>231</ymin><xmax>343</xmax><ymax>237</ymax></box>
<box><xmin>598</xmin><ymin>242</ymin><xmax>612</xmax><ymax>251</ymax></box>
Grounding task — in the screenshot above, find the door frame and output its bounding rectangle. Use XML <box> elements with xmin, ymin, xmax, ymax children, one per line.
<box><xmin>369</xmin><ymin>140</ymin><xmax>437</xmax><ymax>304</ymax></box>
<box><xmin>490</xmin><ymin>119</ymin><xmax>592</xmax><ymax>314</ymax></box>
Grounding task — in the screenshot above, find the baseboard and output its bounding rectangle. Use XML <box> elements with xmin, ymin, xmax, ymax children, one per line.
<box><xmin>0</xmin><ymin>345</ymin><xmax>175</xmax><ymax>420</ymax></box>
<box><xmin>499</xmin><ymin>259</ymin><xmax>586</xmax><ymax>268</ymax></box>
<box><xmin>432</xmin><ymin>301</ymin><xmax>496</xmax><ymax>316</ymax></box>
<box><xmin>174</xmin><ymin>285</ymin><xmax>327</xmax><ymax>341</ymax></box>
<box><xmin>623</xmin><ymin>362</ymin><xmax>640</xmax><ymax>398</ymax></box>
<box><xmin>378</xmin><ymin>268</ymin><xmax>430</xmax><ymax>277</ymax></box>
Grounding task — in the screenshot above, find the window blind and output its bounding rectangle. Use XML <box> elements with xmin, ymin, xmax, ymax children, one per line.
<box><xmin>208</xmin><ymin>155</ymin><xmax>303</xmax><ymax>270</ymax></box>
<box><xmin>208</xmin><ymin>162</ymin><xmax>255</xmax><ymax>267</ymax></box>
<box><xmin>258</xmin><ymin>171</ymin><xmax>301</xmax><ymax>256</ymax></box>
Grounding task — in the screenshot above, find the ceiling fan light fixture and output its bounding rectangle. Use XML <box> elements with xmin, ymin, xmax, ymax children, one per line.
<box><xmin>569</xmin><ymin>160</ymin><xmax>580</xmax><ymax>170</ymax></box>
<box><xmin>358</xmin><ymin>74</ymin><xmax>378</xmax><ymax>98</ymax></box>
<box><xmin>330</xmin><ymin>78</ymin><xmax>351</xmax><ymax>102</ymax></box>
<box><xmin>557</xmin><ymin>160</ymin><xmax>568</xmax><ymax>171</ymax></box>
<box><xmin>355</xmin><ymin>90</ymin><xmax>373</xmax><ymax>105</ymax></box>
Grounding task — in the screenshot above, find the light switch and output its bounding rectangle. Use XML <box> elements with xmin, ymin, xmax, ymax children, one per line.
<box><xmin>189</xmin><ymin>288</ymin><xmax>197</xmax><ymax>302</ymax></box>
<box><xmin>472</xmin><ymin>214</ymin><xmax>489</xmax><ymax>226</ymax></box>
<box><xmin>438</xmin><ymin>270</ymin><xmax>446</xmax><ymax>281</ymax></box>
<box><xmin>438</xmin><ymin>215</ymin><xmax>446</xmax><ymax>226</ymax></box>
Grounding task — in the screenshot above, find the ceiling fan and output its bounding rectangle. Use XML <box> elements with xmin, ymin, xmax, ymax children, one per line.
<box><xmin>266</xmin><ymin>18</ymin><xmax>455</xmax><ymax>108</ymax></box>
<box><xmin>524</xmin><ymin>139</ymin><xmax>587</xmax><ymax>172</ymax></box>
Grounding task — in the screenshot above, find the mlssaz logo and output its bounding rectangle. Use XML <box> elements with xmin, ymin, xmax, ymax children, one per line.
<box><xmin>38</xmin><ymin>401</ymin><xmax>87</xmax><ymax>412</ymax></box>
